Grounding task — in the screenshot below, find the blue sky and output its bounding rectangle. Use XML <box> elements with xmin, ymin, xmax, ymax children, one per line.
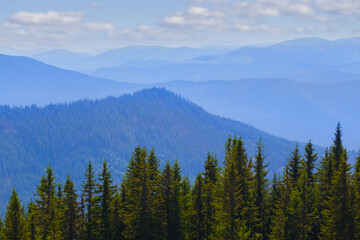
<box><xmin>1</xmin><ymin>0</ymin><xmax>360</xmax><ymax>52</ymax></box>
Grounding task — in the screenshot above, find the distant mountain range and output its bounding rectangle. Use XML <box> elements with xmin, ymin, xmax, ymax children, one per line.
<box><xmin>0</xmin><ymin>88</ymin><xmax>308</xmax><ymax>213</ymax></box>
<box><xmin>0</xmin><ymin>54</ymin><xmax>140</xmax><ymax>106</ymax></box>
<box><xmin>0</xmin><ymin>51</ymin><xmax>359</xmax><ymax>149</ymax></box>
<box><xmin>31</xmin><ymin>46</ymin><xmax>231</xmax><ymax>72</ymax></box>
<box><xmin>84</xmin><ymin>37</ymin><xmax>360</xmax><ymax>83</ymax></box>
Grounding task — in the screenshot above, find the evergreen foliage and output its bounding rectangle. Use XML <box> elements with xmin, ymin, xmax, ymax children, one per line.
<box><xmin>1</xmin><ymin>123</ymin><xmax>359</xmax><ymax>240</ymax></box>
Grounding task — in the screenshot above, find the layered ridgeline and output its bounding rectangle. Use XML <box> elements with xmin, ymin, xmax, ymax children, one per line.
<box><xmin>0</xmin><ymin>88</ymin><xmax>310</xmax><ymax>212</ymax></box>
<box><xmin>0</xmin><ymin>54</ymin><xmax>140</xmax><ymax>106</ymax></box>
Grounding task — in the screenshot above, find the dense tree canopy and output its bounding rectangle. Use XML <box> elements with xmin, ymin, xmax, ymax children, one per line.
<box><xmin>0</xmin><ymin>123</ymin><xmax>359</xmax><ymax>239</ymax></box>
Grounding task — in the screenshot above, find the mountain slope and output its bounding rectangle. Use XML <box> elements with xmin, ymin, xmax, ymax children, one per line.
<box><xmin>31</xmin><ymin>49</ymin><xmax>93</xmax><ymax>70</ymax></box>
<box><xmin>0</xmin><ymin>54</ymin><xmax>140</xmax><ymax>106</ymax></box>
<box><xmin>0</xmin><ymin>88</ymin><xmax>311</xmax><ymax>212</ymax></box>
<box><xmin>154</xmin><ymin>79</ymin><xmax>360</xmax><ymax>149</ymax></box>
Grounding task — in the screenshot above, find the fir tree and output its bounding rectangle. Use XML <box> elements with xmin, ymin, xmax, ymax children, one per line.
<box><xmin>122</xmin><ymin>146</ymin><xmax>152</xmax><ymax>239</ymax></box>
<box><xmin>160</xmin><ymin>161</ymin><xmax>173</xmax><ymax>240</ymax></box>
<box><xmin>96</xmin><ymin>159</ymin><xmax>116</xmax><ymax>240</ymax></box>
<box><xmin>25</xmin><ymin>200</ymin><xmax>37</xmax><ymax>240</ymax></box>
<box><xmin>110</xmin><ymin>189</ymin><xmax>125</xmax><ymax>240</ymax></box>
<box><xmin>287</xmin><ymin>144</ymin><xmax>301</xmax><ymax>186</ymax></box>
<box><xmin>320</xmin><ymin>124</ymin><xmax>353</xmax><ymax>239</ymax></box>
<box><xmin>4</xmin><ymin>189</ymin><xmax>25</xmax><ymax>240</ymax></box>
<box><xmin>216</xmin><ymin>136</ymin><xmax>243</xmax><ymax>240</ymax></box>
<box><xmin>147</xmin><ymin>148</ymin><xmax>163</xmax><ymax>239</ymax></box>
<box><xmin>304</xmin><ymin>140</ymin><xmax>317</xmax><ymax>185</ymax></box>
<box><xmin>353</xmin><ymin>151</ymin><xmax>360</xmax><ymax>238</ymax></box>
<box><xmin>203</xmin><ymin>153</ymin><xmax>219</xmax><ymax>239</ymax></box>
<box><xmin>180</xmin><ymin>176</ymin><xmax>192</xmax><ymax>240</ymax></box>
<box><xmin>169</xmin><ymin>160</ymin><xmax>182</xmax><ymax>240</ymax></box>
<box><xmin>62</xmin><ymin>175</ymin><xmax>79</xmax><ymax>240</ymax></box>
<box><xmin>35</xmin><ymin>166</ymin><xmax>62</xmax><ymax>240</ymax></box>
<box><xmin>331</xmin><ymin>122</ymin><xmax>345</xmax><ymax>168</ymax></box>
<box><xmin>320</xmin><ymin>154</ymin><xmax>353</xmax><ymax>239</ymax></box>
<box><xmin>233</xmin><ymin>137</ymin><xmax>254</xmax><ymax>237</ymax></box>
<box><xmin>81</xmin><ymin>161</ymin><xmax>96</xmax><ymax>240</ymax></box>
<box><xmin>191</xmin><ymin>173</ymin><xmax>205</xmax><ymax>240</ymax></box>
<box><xmin>253</xmin><ymin>138</ymin><xmax>269</xmax><ymax>240</ymax></box>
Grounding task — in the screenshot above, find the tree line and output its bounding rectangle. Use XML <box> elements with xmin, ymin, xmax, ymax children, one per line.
<box><xmin>1</xmin><ymin>123</ymin><xmax>359</xmax><ymax>240</ymax></box>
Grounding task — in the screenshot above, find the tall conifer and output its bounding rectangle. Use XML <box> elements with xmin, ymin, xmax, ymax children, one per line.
<box><xmin>4</xmin><ymin>189</ymin><xmax>25</xmax><ymax>240</ymax></box>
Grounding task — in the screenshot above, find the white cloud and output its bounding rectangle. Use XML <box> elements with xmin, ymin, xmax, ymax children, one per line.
<box><xmin>316</xmin><ymin>0</ymin><xmax>360</xmax><ymax>15</ymax></box>
<box><xmin>3</xmin><ymin>11</ymin><xmax>114</xmax><ymax>35</ymax></box>
<box><xmin>161</xmin><ymin>6</ymin><xmax>226</xmax><ymax>30</ymax></box>
<box><xmin>233</xmin><ymin>0</ymin><xmax>315</xmax><ymax>18</ymax></box>
<box><xmin>86</xmin><ymin>23</ymin><xmax>114</xmax><ymax>31</ymax></box>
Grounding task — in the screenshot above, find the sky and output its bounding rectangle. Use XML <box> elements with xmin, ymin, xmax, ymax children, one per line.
<box><xmin>1</xmin><ymin>0</ymin><xmax>360</xmax><ymax>53</ymax></box>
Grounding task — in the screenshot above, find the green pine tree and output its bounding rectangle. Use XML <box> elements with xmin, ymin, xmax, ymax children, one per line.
<box><xmin>320</xmin><ymin>124</ymin><xmax>354</xmax><ymax>239</ymax></box>
<box><xmin>35</xmin><ymin>166</ymin><xmax>62</xmax><ymax>240</ymax></box>
<box><xmin>180</xmin><ymin>176</ymin><xmax>192</xmax><ymax>240</ymax></box>
<box><xmin>191</xmin><ymin>173</ymin><xmax>205</xmax><ymax>240</ymax></box>
<box><xmin>169</xmin><ymin>160</ymin><xmax>182</xmax><ymax>240</ymax></box>
<box><xmin>25</xmin><ymin>199</ymin><xmax>37</xmax><ymax>240</ymax></box>
<box><xmin>353</xmin><ymin>151</ymin><xmax>360</xmax><ymax>238</ymax></box>
<box><xmin>62</xmin><ymin>175</ymin><xmax>79</xmax><ymax>240</ymax></box>
<box><xmin>96</xmin><ymin>159</ymin><xmax>116</xmax><ymax>240</ymax></box>
<box><xmin>287</xmin><ymin>144</ymin><xmax>301</xmax><ymax>186</ymax></box>
<box><xmin>4</xmin><ymin>189</ymin><xmax>25</xmax><ymax>240</ymax></box>
<box><xmin>203</xmin><ymin>153</ymin><xmax>219</xmax><ymax>239</ymax></box>
<box><xmin>253</xmin><ymin>138</ymin><xmax>269</xmax><ymax>240</ymax></box>
<box><xmin>160</xmin><ymin>161</ymin><xmax>173</xmax><ymax>240</ymax></box>
<box><xmin>81</xmin><ymin>161</ymin><xmax>96</xmax><ymax>240</ymax></box>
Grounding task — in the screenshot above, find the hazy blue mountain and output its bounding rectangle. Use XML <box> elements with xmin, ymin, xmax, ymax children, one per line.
<box><xmin>32</xmin><ymin>49</ymin><xmax>93</xmax><ymax>70</ymax></box>
<box><xmin>0</xmin><ymin>53</ymin><xmax>359</xmax><ymax>150</ymax></box>
<box><xmin>153</xmin><ymin>79</ymin><xmax>360</xmax><ymax>150</ymax></box>
<box><xmin>32</xmin><ymin>46</ymin><xmax>232</xmax><ymax>71</ymax></box>
<box><xmin>90</xmin><ymin>37</ymin><xmax>360</xmax><ymax>83</ymax></box>
<box><xmin>0</xmin><ymin>54</ymin><xmax>141</xmax><ymax>106</ymax></box>
<box><xmin>0</xmin><ymin>88</ymin><xmax>311</xmax><ymax>213</ymax></box>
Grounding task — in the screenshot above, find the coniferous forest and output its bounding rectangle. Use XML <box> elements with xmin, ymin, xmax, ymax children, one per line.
<box><xmin>1</xmin><ymin>123</ymin><xmax>359</xmax><ymax>240</ymax></box>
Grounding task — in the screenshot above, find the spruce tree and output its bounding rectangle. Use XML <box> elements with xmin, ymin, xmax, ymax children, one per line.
<box><xmin>191</xmin><ymin>173</ymin><xmax>205</xmax><ymax>240</ymax></box>
<box><xmin>25</xmin><ymin>200</ymin><xmax>37</xmax><ymax>240</ymax></box>
<box><xmin>253</xmin><ymin>139</ymin><xmax>269</xmax><ymax>239</ymax></box>
<box><xmin>147</xmin><ymin>148</ymin><xmax>163</xmax><ymax>239</ymax></box>
<box><xmin>287</xmin><ymin>144</ymin><xmax>301</xmax><ymax>185</ymax></box>
<box><xmin>320</xmin><ymin>154</ymin><xmax>353</xmax><ymax>239</ymax></box>
<box><xmin>82</xmin><ymin>161</ymin><xmax>96</xmax><ymax>240</ymax></box>
<box><xmin>331</xmin><ymin>122</ymin><xmax>345</xmax><ymax>168</ymax></box>
<box><xmin>320</xmin><ymin>124</ymin><xmax>353</xmax><ymax>239</ymax></box>
<box><xmin>169</xmin><ymin>160</ymin><xmax>182</xmax><ymax>240</ymax></box>
<box><xmin>4</xmin><ymin>189</ymin><xmax>25</xmax><ymax>240</ymax></box>
<box><xmin>304</xmin><ymin>140</ymin><xmax>317</xmax><ymax>185</ymax></box>
<box><xmin>233</xmin><ymin>137</ymin><xmax>254</xmax><ymax>237</ymax></box>
<box><xmin>122</xmin><ymin>146</ymin><xmax>151</xmax><ymax>239</ymax></box>
<box><xmin>216</xmin><ymin>136</ymin><xmax>245</xmax><ymax>240</ymax></box>
<box><xmin>160</xmin><ymin>161</ymin><xmax>173</xmax><ymax>240</ymax></box>
<box><xmin>180</xmin><ymin>176</ymin><xmax>192</xmax><ymax>240</ymax></box>
<box><xmin>35</xmin><ymin>166</ymin><xmax>62</xmax><ymax>240</ymax></box>
<box><xmin>111</xmin><ymin>189</ymin><xmax>125</xmax><ymax>240</ymax></box>
<box><xmin>203</xmin><ymin>153</ymin><xmax>219</xmax><ymax>239</ymax></box>
<box><xmin>353</xmin><ymin>151</ymin><xmax>360</xmax><ymax>238</ymax></box>
<box><xmin>269</xmin><ymin>172</ymin><xmax>289</xmax><ymax>240</ymax></box>
<box><xmin>62</xmin><ymin>175</ymin><xmax>79</xmax><ymax>240</ymax></box>
<box><xmin>96</xmin><ymin>159</ymin><xmax>116</xmax><ymax>240</ymax></box>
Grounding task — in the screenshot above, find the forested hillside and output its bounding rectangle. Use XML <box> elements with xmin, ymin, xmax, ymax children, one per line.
<box><xmin>0</xmin><ymin>88</ymin><xmax>308</xmax><ymax>213</ymax></box>
<box><xmin>1</xmin><ymin>125</ymin><xmax>359</xmax><ymax>239</ymax></box>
